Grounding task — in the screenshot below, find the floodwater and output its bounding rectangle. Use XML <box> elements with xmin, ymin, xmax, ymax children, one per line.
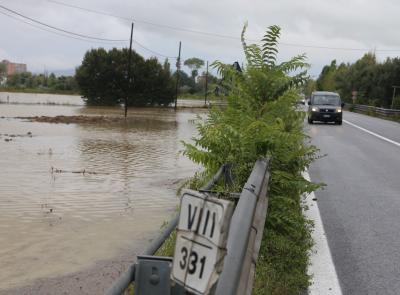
<box><xmin>0</xmin><ymin>92</ymin><xmax>203</xmax><ymax>291</ymax></box>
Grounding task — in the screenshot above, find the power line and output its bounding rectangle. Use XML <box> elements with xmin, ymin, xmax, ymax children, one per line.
<box><xmin>48</xmin><ymin>0</ymin><xmax>132</xmax><ymax>22</ymax></box>
<box><xmin>0</xmin><ymin>4</ymin><xmax>128</xmax><ymax>42</ymax></box>
<box><xmin>48</xmin><ymin>0</ymin><xmax>247</xmax><ymax>41</ymax></box>
<box><xmin>0</xmin><ymin>3</ymin><xmax>177</xmax><ymax>58</ymax></box>
<box><xmin>0</xmin><ymin>10</ymin><xmax>125</xmax><ymax>45</ymax></box>
<box><xmin>133</xmin><ymin>40</ymin><xmax>176</xmax><ymax>59</ymax></box>
<box><xmin>277</xmin><ymin>42</ymin><xmax>371</xmax><ymax>51</ymax></box>
<box><xmin>47</xmin><ymin>0</ymin><xmax>387</xmax><ymax>53</ymax></box>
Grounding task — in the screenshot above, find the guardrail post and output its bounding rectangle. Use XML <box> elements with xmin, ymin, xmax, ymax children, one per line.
<box><xmin>134</xmin><ymin>256</ymin><xmax>172</xmax><ymax>295</ymax></box>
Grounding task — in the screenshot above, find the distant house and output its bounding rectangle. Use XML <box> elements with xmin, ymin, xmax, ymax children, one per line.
<box><xmin>1</xmin><ymin>59</ymin><xmax>27</xmax><ymax>76</ymax></box>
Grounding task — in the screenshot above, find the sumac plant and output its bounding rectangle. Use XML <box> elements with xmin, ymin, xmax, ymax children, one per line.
<box><xmin>183</xmin><ymin>23</ymin><xmax>321</xmax><ymax>294</ymax></box>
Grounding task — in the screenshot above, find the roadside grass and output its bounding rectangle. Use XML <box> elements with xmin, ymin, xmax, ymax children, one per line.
<box><xmin>155</xmin><ymin>229</ymin><xmax>176</xmax><ymax>257</ymax></box>
<box><xmin>253</xmin><ymin>192</ymin><xmax>314</xmax><ymax>294</ymax></box>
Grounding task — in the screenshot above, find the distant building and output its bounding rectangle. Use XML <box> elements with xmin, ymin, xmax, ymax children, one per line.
<box><xmin>1</xmin><ymin>60</ymin><xmax>27</xmax><ymax>76</ymax></box>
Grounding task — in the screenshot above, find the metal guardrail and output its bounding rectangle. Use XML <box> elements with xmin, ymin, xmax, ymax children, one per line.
<box><xmin>350</xmin><ymin>104</ymin><xmax>400</xmax><ymax>117</ymax></box>
<box><xmin>215</xmin><ymin>158</ymin><xmax>270</xmax><ymax>295</ymax></box>
<box><xmin>105</xmin><ymin>159</ymin><xmax>270</xmax><ymax>295</ymax></box>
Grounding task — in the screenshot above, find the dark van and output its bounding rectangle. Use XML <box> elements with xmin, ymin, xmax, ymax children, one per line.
<box><xmin>307</xmin><ymin>91</ymin><xmax>344</xmax><ymax>125</ymax></box>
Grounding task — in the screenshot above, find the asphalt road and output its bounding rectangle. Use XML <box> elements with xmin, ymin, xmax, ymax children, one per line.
<box><xmin>307</xmin><ymin>111</ymin><xmax>400</xmax><ymax>295</ymax></box>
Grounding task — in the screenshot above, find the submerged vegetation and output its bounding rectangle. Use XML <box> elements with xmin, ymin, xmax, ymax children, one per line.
<box><xmin>181</xmin><ymin>24</ymin><xmax>320</xmax><ymax>294</ymax></box>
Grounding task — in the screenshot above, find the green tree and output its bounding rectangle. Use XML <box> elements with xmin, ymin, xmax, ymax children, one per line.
<box><xmin>302</xmin><ymin>78</ymin><xmax>316</xmax><ymax>98</ymax></box>
<box><xmin>0</xmin><ymin>63</ymin><xmax>6</xmax><ymax>82</ymax></box>
<box><xmin>75</xmin><ymin>48</ymin><xmax>174</xmax><ymax>106</ymax></box>
<box><xmin>48</xmin><ymin>73</ymin><xmax>57</xmax><ymax>88</ymax></box>
<box><xmin>173</xmin><ymin>70</ymin><xmax>195</xmax><ymax>92</ymax></box>
<box><xmin>317</xmin><ymin>53</ymin><xmax>400</xmax><ymax>107</ymax></box>
<box><xmin>163</xmin><ymin>58</ymin><xmax>171</xmax><ymax>73</ymax></box>
<box><xmin>316</xmin><ymin>60</ymin><xmax>337</xmax><ymax>91</ymax></box>
<box><xmin>184</xmin><ymin>57</ymin><xmax>204</xmax><ymax>81</ymax></box>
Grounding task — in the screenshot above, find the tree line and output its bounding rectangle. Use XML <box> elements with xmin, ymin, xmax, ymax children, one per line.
<box><xmin>1</xmin><ymin>71</ymin><xmax>78</xmax><ymax>93</ymax></box>
<box><xmin>314</xmin><ymin>53</ymin><xmax>400</xmax><ymax>108</ymax></box>
<box><xmin>1</xmin><ymin>48</ymin><xmax>220</xmax><ymax>106</ymax></box>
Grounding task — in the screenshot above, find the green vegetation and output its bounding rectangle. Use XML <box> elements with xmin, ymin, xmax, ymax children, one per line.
<box><xmin>0</xmin><ymin>63</ymin><xmax>6</xmax><ymax>81</ymax></box>
<box><xmin>75</xmin><ymin>48</ymin><xmax>175</xmax><ymax>106</ymax></box>
<box><xmin>1</xmin><ymin>72</ymin><xmax>78</xmax><ymax>94</ymax></box>
<box><xmin>155</xmin><ymin>229</ymin><xmax>176</xmax><ymax>257</ymax></box>
<box><xmin>182</xmin><ymin>24</ymin><xmax>320</xmax><ymax>294</ymax></box>
<box><xmin>184</xmin><ymin>57</ymin><xmax>205</xmax><ymax>81</ymax></box>
<box><xmin>315</xmin><ymin>53</ymin><xmax>400</xmax><ymax>108</ymax></box>
<box><xmin>174</xmin><ymin>67</ymin><xmax>220</xmax><ymax>98</ymax></box>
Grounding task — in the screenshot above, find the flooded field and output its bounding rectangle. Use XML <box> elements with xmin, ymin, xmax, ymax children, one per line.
<box><xmin>0</xmin><ymin>93</ymin><xmax>203</xmax><ymax>292</ymax></box>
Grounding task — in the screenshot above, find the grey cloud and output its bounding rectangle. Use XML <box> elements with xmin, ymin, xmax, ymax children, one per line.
<box><xmin>1</xmin><ymin>0</ymin><xmax>400</xmax><ymax>74</ymax></box>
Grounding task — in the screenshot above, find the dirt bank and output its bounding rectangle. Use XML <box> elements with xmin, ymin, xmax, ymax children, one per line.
<box><xmin>16</xmin><ymin>115</ymin><xmax>125</xmax><ymax>124</ymax></box>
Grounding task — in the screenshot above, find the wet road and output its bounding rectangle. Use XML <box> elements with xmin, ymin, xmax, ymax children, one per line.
<box><xmin>307</xmin><ymin>111</ymin><xmax>400</xmax><ymax>294</ymax></box>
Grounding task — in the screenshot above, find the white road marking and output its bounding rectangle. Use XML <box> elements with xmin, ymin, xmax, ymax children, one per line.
<box><xmin>343</xmin><ymin>119</ymin><xmax>400</xmax><ymax>147</ymax></box>
<box><xmin>303</xmin><ymin>171</ymin><xmax>343</xmax><ymax>295</ymax></box>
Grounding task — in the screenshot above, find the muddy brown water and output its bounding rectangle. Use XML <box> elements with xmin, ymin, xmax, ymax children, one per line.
<box><xmin>0</xmin><ymin>93</ymin><xmax>203</xmax><ymax>292</ymax></box>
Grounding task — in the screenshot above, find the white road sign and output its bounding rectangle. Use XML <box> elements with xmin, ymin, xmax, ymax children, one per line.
<box><xmin>171</xmin><ymin>189</ymin><xmax>234</xmax><ymax>294</ymax></box>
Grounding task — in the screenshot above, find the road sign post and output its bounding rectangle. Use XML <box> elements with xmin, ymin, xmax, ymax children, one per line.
<box><xmin>171</xmin><ymin>190</ymin><xmax>234</xmax><ymax>294</ymax></box>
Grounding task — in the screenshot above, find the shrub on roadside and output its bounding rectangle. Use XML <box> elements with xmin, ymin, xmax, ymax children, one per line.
<box><xmin>183</xmin><ymin>24</ymin><xmax>320</xmax><ymax>294</ymax></box>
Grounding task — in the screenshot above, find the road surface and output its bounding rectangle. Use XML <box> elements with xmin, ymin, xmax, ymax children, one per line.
<box><xmin>307</xmin><ymin>111</ymin><xmax>400</xmax><ymax>295</ymax></box>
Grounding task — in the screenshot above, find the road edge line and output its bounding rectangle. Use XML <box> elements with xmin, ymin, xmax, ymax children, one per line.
<box><xmin>303</xmin><ymin>171</ymin><xmax>342</xmax><ymax>295</ymax></box>
<box><xmin>343</xmin><ymin>119</ymin><xmax>400</xmax><ymax>147</ymax></box>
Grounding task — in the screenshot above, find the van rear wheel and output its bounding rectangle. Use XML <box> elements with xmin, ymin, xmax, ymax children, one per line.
<box><xmin>308</xmin><ymin>117</ymin><xmax>313</xmax><ymax>124</ymax></box>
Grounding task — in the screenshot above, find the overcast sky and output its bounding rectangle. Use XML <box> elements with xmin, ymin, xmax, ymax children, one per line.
<box><xmin>1</xmin><ymin>0</ymin><xmax>400</xmax><ymax>77</ymax></box>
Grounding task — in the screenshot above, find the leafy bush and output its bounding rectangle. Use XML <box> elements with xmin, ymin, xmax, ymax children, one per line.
<box><xmin>183</xmin><ymin>23</ymin><xmax>320</xmax><ymax>294</ymax></box>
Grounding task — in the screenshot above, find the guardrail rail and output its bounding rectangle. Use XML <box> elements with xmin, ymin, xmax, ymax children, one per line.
<box><xmin>350</xmin><ymin>104</ymin><xmax>400</xmax><ymax>118</ymax></box>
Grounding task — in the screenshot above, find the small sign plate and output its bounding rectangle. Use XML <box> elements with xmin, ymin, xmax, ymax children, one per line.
<box><xmin>171</xmin><ymin>189</ymin><xmax>234</xmax><ymax>294</ymax></box>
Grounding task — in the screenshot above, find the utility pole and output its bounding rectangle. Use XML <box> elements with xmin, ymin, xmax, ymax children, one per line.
<box><xmin>125</xmin><ymin>22</ymin><xmax>134</xmax><ymax>118</ymax></box>
<box><xmin>204</xmin><ymin>60</ymin><xmax>209</xmax><ymax>106</ymax></box>
<box><xmin>391</xmin><ymin>86</ymin><xmax>400</xmax><ymax>109</ymax></box>
<box><xmin>174</xmin><ymin>41</ymin><xmax>181</xmax><ymax>110</ymax></box>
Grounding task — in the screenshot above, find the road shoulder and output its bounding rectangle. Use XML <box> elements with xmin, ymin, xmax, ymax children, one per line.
<box><xmin>303</xmin><ymin>171</ymin><xmax>342</xmax><ymax>295</ymax></box>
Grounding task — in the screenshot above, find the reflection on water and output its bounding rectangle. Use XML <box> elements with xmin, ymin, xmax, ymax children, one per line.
<box><xmin>0</xmin><ymin>92</ymin><xmax>84</xmax><ymax>106</ymax></box>
<box><xmin>0</xmin><ymin>93</ymin><xmax>203</xmax><ymax>290</ymax></box>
